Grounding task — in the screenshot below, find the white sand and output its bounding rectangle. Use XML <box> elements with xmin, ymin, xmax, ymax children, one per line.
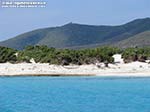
<box><xmin>0</xmin><ymin>61</ymin><xmax>150</xmax><ymax>77</ymax></box>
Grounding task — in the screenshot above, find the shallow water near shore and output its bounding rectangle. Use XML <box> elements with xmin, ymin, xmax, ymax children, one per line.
<box><xmin>0</xmin><ymin>76</ymin><xmax>150</xmax><ymax>112</ymax></box>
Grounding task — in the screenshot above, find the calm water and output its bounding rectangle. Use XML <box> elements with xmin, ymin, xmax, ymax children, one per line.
<box><xmin>0</xmin><ymin>76</ymin><xmax>150</xmax><ymax>112</ymax></box>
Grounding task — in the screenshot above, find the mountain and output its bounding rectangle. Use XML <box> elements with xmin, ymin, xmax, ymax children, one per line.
<box><xmin>115</xmin><ymin>31</ymin><xmax>150</xmax><ymax>48</ymax></box>
<box><xmin>0</xmin><ymin>18</ymin><xmax>150</xmax><ymax>50</ymax></box>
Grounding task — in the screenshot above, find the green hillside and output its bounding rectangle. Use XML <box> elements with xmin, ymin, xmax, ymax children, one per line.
<box><xmin>115</xmin><ymin>31</ymin><xmax>150</xmax><ymax>48</ymax></box>
<box><xmin>0</xmin><ymin>18</ymin><xmax>150</xmax><ymax>49</ymax></box>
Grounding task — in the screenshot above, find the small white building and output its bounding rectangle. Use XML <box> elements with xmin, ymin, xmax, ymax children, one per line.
<box><xmin>112</xmin><ymin>54</ymin><xmax>124</xmax><ymax>64</ymax></box>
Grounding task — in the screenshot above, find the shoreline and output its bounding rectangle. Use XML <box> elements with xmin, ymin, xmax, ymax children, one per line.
<box><xmin>0</xmin><ymin>62</ymin><xmax>150</xmax><ymax>77</ymax></box>
<box><xmin>1</xmin><ymin>73</ymin><xmax>150</xmax><ymax>77</ymax></box>
<box><xmin>1</xmin><ymin>74</ymin><xmax>150</xmax><ymax>78</ymax></box>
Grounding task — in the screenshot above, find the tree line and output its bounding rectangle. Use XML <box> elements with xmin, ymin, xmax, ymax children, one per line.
<box><xmin>1</xmin><ymin>46</ymin><xmax>150</xmax><ymax>65</ymax></box>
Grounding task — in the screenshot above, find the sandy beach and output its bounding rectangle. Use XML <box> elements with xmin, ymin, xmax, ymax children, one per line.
<box><xmin>0</xmin><ymin>61</ymin><xmax>150</xmax><ymax>77</ymax></box>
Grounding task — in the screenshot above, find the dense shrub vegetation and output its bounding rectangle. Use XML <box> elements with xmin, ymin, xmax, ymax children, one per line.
<box><xmin>17</xmin><ymin>46</ymin><xmax>120</xmax><ymax>65</ymax></box>
<box><xmin>0</xmin><ymin>46</ymin><xmax>120</xmax><ymax>65</ymax></box>
<box><xmin>122</xmin><ymin>47</ymin><xmax>150</xmax><ymax>63</ymax></box>
<box><xmin>0</xmin><ymin>46</ymin><xmax>17</xmax><ymax>63</ymax></box>
<box><xmin>1</xmin><ymin>45</ymin><xmax>150</xmax><ymax>65</ymax></box>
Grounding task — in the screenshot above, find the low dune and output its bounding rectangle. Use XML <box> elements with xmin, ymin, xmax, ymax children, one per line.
<box><xmin>0</xmin><ymin>61</ymin><xmax>150</xmax><ymax>77</ymax></box>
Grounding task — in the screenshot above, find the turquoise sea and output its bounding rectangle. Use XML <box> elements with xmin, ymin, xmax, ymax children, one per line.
<box><xmin>0</xmin><ymin>76</ymin><xmax>150</xmax><ymax>112</ymax></box>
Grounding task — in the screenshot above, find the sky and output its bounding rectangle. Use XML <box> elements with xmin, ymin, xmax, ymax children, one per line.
<box><xmin>0</xmin><ymin>0</ymin><xmax>150</xmax><ymax>41</ymax></box>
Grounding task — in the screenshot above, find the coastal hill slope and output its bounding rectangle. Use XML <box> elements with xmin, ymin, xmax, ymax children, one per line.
<box><xmin>0</xmin><ymin>18</ymin><xmax>150</xmax><ymax>49</ymax></box>
<box><xmin>115</xmin><ymin>31</ymin><xmax>150</xmax><ymax>48</ymax></box>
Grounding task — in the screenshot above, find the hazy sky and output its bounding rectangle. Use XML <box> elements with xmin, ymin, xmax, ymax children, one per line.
<box><xmin>0</xmin><ymin>0</ymin><xmax>150</xmax><ymax>41</ymax></box>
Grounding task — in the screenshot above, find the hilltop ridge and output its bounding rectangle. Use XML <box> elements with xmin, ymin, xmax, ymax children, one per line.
<box><xmin>0</xmin><ymin>18</ymin><xmax>150</xmax><ymax>49</ymax></box>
